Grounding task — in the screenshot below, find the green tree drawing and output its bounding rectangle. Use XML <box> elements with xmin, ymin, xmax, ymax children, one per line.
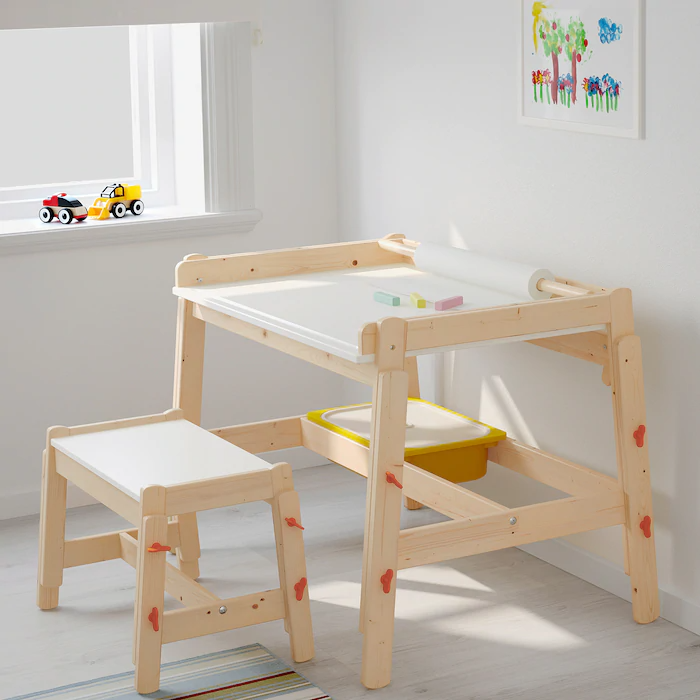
<box><xmin>564</xmin><ymin>18</ymin><xmax>589</xmax><ymax>104</ymax></box>
<box><xmin>537</xmin><ymin>15</ymin><xmax>565</xmax><ymax>104</ymax></box>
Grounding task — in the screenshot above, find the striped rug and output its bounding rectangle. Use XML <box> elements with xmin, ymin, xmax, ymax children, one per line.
<box><xmin>7</xmin><ymin>644</ymin><xmax>331</xmax><ymax>700</ymax></box>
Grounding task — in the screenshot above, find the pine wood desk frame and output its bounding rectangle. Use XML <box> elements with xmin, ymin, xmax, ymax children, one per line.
<box><xmin>171</xmin><ymin>236</ymin><xmax>659</xmax><ymax>690</ymax></box>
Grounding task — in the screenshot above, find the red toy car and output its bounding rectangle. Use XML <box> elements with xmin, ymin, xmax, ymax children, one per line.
<box><xmin>39</xmin><ymin>193</ymin><xmax>88</xmax><ymax>224</ymax></box>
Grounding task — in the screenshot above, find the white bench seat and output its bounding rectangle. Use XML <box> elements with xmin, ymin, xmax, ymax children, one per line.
<box><xmin>52</xmin><ymin>419</ymin><xmax>271</xmax><ymax>500</ymax></box>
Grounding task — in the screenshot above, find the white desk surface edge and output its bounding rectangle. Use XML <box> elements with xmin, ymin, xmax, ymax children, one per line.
<box><xmin>173</xmin><ymin>265</ymin><xmax>606</xmax><ymax>363</ymax></box>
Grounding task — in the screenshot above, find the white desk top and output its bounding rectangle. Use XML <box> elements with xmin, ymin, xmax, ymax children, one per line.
<box><xmin>174</xmin><ymin>264</ymin><xmax>604</xmax><ymax>363</ymax></box>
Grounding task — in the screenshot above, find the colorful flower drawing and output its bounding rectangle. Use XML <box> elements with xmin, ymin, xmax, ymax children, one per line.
<box><xmin>598</xmin><ymin>17</ymin><xmax>623</xmax><ymax>44</ymax></box>
<box><xmin>522</xmin><ymin>1</ymin><xmax>641</xmax><ymax>137</ymax></box>
<box><xmin>531</xmin><ymin>69</ymin><xmax>553</xmax><ymax>103</ymax></box>
<box><xmin>558</xmin><ymin>73</ymin><xmax>574</xmax><ymax>107</ymax></box>
<box><xmin>583</xmin><ymin>74</ymin><xmax>621</xmax><ymax>112</ymax></box>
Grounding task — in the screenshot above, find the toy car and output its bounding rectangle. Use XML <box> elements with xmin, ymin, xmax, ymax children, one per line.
<box><xmin>88</xmin><ymin>183</ymin><xmax>144</xmax><ymax>220</ymax></box>
<box><xmin>39</xmin><ymin>194</ymin><xmax>88</xmax><ymax>224</ymax></box>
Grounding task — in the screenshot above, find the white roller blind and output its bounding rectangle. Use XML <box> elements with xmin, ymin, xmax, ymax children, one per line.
<box><xmin>0</xmin><ymin>0</ymin><xmax>259</xmax><ymax>30</ymax></box>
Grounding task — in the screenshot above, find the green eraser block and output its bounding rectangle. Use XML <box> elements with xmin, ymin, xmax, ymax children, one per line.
<box><xmin>374</xmin><ymin>291</ymin><xmax>401</xmax><ymax>306</ymax></box>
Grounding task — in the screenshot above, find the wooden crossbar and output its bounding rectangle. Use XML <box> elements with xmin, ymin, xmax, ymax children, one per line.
<box><xmin>55</xmin><ymin>452</ymin><xmax>140</xmax><ymax>525</ymax></box>
<box><xmin>402</xmin><ymin>294</ymin><xmax>612</xmax><ymax>353</ymax></box>
<box><xmin>398</xmin><ymin>492</ymin><xmax>625</xmax><ymax>569</ymax></box>
<box><xmin>404</xmin><ymin>466</ymin><xmax>506</xmax><ymax>518</ymax></box>
<box><xmin>62</xmin><ymin>410</ymin><xmax>182</xmax><ymax>437</ymax></box>
<box><xmin>119</xmin><ymin>533</ymin><xmax>220</xmax><ymax>608</ymax></box>
<box><xmin>162</xmin><ymin>589</ymin><xmax>286</xmax><ymax>644</ymax></box>
<box><xmin>164</xmin><ymin>471</ymin><xmax>275</xmax><ymax>516</ymax></box>
<box><xmin>211</xmin><ymin>416</ymin><xmax>302</xmax><ymax>454</ymax></box>
<box><xmin>300</xmin><ymin>418</ymin><xmax>504</xmax><ymax>519</ymax></box>
<box><xmin>174</xmin><ymin>239</ymin><xmax>408</xmax><ymax>287</ymax></box>
<box><xmin>63</xmin><ymin>523</ymin><xmax>181</xmax><ymax>568</ymax></box>
<box><xmin>192</xmin><ymin>304</ymin><xmax>376</xmax><ymax>386</ymax></box>
<box><xmin>527</xmin><ymin>329</ymin><xmax>609</xmax><ymax>366</ymax></box>
<box><xmin>489</xmin><ymin>439</ymin><xmax>621</xmax><ymax>496</ymax></box>
<box><xmin>359</xmin><ymin>293</ymin><xmax>613</xmax><ymax>356</ymax></box>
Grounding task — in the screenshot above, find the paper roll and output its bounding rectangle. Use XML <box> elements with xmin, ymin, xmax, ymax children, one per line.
<box><xmin>413</xmin><ymin>242</ymin><xmax>555</xmax><ymax>300</ymax></box>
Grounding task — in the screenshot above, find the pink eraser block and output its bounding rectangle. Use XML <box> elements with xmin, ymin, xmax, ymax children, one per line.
<box><xmin>435</xmin><ymin>296</ymin><xmax>463</xmax><ymax>311</ymax></box>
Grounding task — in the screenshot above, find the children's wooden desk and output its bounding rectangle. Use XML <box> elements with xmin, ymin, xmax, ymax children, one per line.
<box><xmin>171</xmin><ymin>235</ymin><xmax>659</xmax><ymax>690</ymax></box>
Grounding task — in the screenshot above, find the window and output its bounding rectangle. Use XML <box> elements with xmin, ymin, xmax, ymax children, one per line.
<box><xmin>0</xmin><ymin>19</ymin><xmax>259</xmax><ymax>251</ymax></box>
<box><xmin>0</xmin><ymin>24</ymin><xmax>185</xmax><ymax>219</ymax></box>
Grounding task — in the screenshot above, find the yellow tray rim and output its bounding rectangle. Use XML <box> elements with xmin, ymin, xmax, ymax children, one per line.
<box><xmin>306</xmin><ymin>397</ymin><xmax>507</xmax><ymax>457</ymax></box>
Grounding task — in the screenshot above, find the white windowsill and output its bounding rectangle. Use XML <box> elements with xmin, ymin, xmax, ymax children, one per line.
<box><xmin>0</xmin><ymin>207</ymin><xmax>263</xmax><ymax>255</ymax></box>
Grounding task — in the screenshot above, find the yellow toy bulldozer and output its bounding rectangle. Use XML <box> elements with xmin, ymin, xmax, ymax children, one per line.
<box><xmin>88</xmin><ymin>183</ymin><xmax>144</xmax><ymax>220</ymax></box>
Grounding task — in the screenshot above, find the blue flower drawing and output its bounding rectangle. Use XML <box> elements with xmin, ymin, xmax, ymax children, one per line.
<box><xmin>599</xmin><ymin>17</ymin><xmax>623</xmax><ymax>44</ymax></box>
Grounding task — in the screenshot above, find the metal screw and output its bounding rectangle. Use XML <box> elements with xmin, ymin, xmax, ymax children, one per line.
<box><xmin>197</xmin><ymin>278</ymin><xmax>203</xmax><ymax>283</ymax></box>
<box><xmin>219</xmin><ymin>605</ymin><xmax>228</xmax><ymax>614</ymax></box>
<box><xmin>603</xmin><ymin>344</ymin><xmax>607</xmax><ymax>349</ymax></box>
<box><xmin>509</xmin><ymin>517</ymin><xmax>517</xmax><ymax>526</ymax></box>
<box><xmin>389</xmin><ymin>344</ymin><xmax>396</xmax><ymax>350</ymax></box>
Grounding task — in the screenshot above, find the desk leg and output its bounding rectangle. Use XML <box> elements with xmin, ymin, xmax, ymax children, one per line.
<box><xmin>610</xmin><ymin>290</ymin><xmax>659</xmax><ymax>624</ymax></box>
<box><xmin>173</xmin><ymin>297</ymin><xmax>205</xmax><ymax>580</ymax></box>
<box><xmin>404</xmin><ymin>356</ymin><xmax>422</xmax><ymax>511</ymax></box>
<box><xmin>360</xmin><ymin>319</ymin><xmax>408</xmax><ymax>690</ymax></box>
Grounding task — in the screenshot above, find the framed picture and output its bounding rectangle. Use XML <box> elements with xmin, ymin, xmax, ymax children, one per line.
<box><xmin>518</xmin><ymin>0</ymin><xmax>644</xmax><ymax>138</ymax></box>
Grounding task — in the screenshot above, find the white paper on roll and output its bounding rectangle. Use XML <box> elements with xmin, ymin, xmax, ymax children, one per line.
<box><xmin>413</xmin><ymin>242</ymin><xmax>555</xmax><ymax>301</ymax></box>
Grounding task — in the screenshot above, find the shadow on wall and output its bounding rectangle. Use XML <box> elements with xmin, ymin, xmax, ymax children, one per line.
<box><xmin>642</xmin><ymin>315</ymin><xmax>700</xmax><ymax>604</ymax></box>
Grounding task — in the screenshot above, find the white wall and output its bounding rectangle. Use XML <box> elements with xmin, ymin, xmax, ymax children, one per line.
<box><xmin>335</xmin><ymin>0</ymin><xmax>700</xmax><ymax>633</ymax></box>
<box><xmin>0</xmin><ymin>0</ymin><xmax>339</xmax><ymax>519</ymax></box>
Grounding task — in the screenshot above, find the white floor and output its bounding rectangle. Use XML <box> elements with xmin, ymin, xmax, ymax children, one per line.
<box><xmin>2</xmin><ymin>464</ymin><xmax>700</xmax><ymax>700</ymax></box>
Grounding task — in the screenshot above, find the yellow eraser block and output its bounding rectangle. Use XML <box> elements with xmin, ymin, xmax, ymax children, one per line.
<box><xmin>410</xmin><ymin>292</ymin><xmax>426</xmax><ymax>309</ymax></box>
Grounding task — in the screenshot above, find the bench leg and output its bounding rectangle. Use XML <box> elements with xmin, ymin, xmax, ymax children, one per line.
<box><xmin>270</xmin><ymin>463</ymin><xmax>314</xmax><ymax>663</ymax></box>
<box><xmin>404</xmin><ymin>495</ymin><xmax>423</xmax><ymax>510</ymax></box>
<box><xmin>37</xmin><ymin>430</ymin><xmax>68</xmax><ymax>610</ymax></box>
<box><xmin>134</xmin><ymin>487</ymin><xmax>168</xmax><ymax>694</ymax></box>
<box><xmin>173</xmin><ymin>296</ymin><xmax>206</xmax><ymax>579</ymax></box>
<box><xmin>175</xmin><ymin>513</ymin><xmax>201</xmax><ymax>580</ymax></box>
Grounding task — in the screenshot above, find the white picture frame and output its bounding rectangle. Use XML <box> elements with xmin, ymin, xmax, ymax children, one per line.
<box><xmin>518</xmin><ymin>0</ymin><xmax>644</xmax><ymax>139</ymax></box>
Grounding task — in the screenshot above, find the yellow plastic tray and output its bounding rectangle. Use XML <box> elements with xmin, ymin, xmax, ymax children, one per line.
<box><xmin>307</xmin><ymin>398</ymin><xmax>506</xmax><ymax>483</ymax></box>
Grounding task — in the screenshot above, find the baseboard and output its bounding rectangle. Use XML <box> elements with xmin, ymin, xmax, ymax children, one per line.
<box><xmin>521</xmin><ymin>539</ymin><xmax>700</xmax><ymax>638</ymax></box>
<box><xmin>0</xmin><ymin>447</ymin><xmax>328</xmax><ymax>521</ymax></box>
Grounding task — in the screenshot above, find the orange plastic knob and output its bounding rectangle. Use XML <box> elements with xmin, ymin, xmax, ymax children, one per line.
<box><xmin>294</xmin><ymin>577</ymin><xmax>308</xmax><ymax>601</ymax></box>
<box><xmin>380</xmin><ymin>569</ymin><xmax>394</xmax><ymax>594</ymax></box>
<box><xmin>285</xmin><ymin>517</ymin><xmax>305</xmax><ymax>530</ymax></box>
<box><xmin>147</xmin><ymin>607</ymin><xmax>159</xmax><ymax>632</ymax></box>
<box><xmin>386</xmin><ymin>472</ymin><xmax>403</xmax><ymax>489</ymax></box>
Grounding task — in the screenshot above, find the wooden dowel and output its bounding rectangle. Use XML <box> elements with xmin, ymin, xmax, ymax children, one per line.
<box><xmin>537</xmin><ymin>279</ymin><xmax>591</xmax><ymax>298</ymax></box>
<box><xmin>377</xmin><ymin>239</ymin><xmax>415</xmax><ymax>257</ymax></box>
